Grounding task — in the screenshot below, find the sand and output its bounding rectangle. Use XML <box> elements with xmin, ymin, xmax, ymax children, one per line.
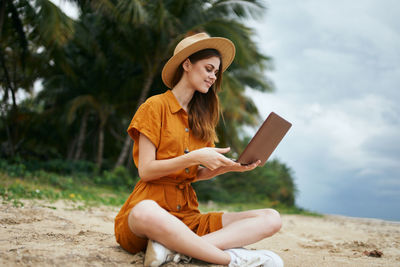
<box><xmin>1</xmin><ymin>200</ymin><xmax>399</xmax><ymax>267</ymax></box>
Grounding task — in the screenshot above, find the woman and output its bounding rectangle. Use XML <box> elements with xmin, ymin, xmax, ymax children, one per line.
<box><xmin>114</xmin><ymin>32</ymin><xmax>283</xmax><ymax>267</ymax></box>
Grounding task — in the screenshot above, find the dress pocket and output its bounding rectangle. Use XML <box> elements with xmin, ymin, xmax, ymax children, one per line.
<box><xmin>158</xmin><ymin>128</ymin><xmax>184</xmax><ymax>159</ymax></box>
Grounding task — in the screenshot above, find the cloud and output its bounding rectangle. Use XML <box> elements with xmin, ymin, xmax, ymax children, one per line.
<box><xmin>50</xmin><ymin>0</ymin><xmax>79</xmax><ymax>19</ymax></box>
<box><xmin>247</xmin><ymin>0</ymin><xmax>400</xmax><ymax>220</ymax></box>
<box><xmin>257</xmin><ymin>0</ymin><xmax>400</xmax><ymax>99</ymax></box>
<box><xmin>247</xmin><ymin>90</ymin><xmax>399</xmax><ymax>175</ymax></box>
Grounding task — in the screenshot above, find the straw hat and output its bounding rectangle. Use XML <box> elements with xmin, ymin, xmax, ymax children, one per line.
<box><xmin>161</xmin><ymin>32</ymin><xmax>236</xmax><ymax>89</ymax></box>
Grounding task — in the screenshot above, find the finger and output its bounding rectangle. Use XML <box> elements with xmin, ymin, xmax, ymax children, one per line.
<box><xmin>238</xmin><ymin>160</ymin><xmax>260</xmax><ymax>171</ymax></box>
<box><xmin>213</xmin><ymin>147</ymin><xmax>231</xmax><ymax>154</ymax></box>
<box><xmin>247</xmin><ymin>164</ymin><xmax>258</xmax><ymax>170</ymax></box>
<box><xmin>205</xmin><ymin>164</ymin><xmax>217</xmax><ymax>171</ymax></box>
<box><xmin>251</xmin><ymin>160</ymin><xmax>261</xmax><ymax>169</ymax></box>
<box><xmin>219</xmin><ymin>156</ymin><xmax>238</xmax><ymax>166</ymax></box>
<box><xmin>246</xmin><ymin>160</ymin><xmax>261</xmax><ymax>167</ymax></box>
<box><xmin>248</xmin><ymin>160</ymin><xmax>261</xmax><ymax>168</ymax></box>
<box><xmin>252</xmin><ymin>161</ymin><xmax>261</xmax><ymax>168</ymax></box>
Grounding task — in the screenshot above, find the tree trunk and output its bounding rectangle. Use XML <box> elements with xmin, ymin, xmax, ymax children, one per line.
<box><xmin>125</xmin><ymin>141</ymin><xmax>133</xmax><ymax>169</ymax></box>
<box><xmin>97</xmin><ymin>124</ymin><xmax>104</xmax><ymax>170</ymax></box>
<box><xmin>0</xmin><ymin>0</ymin><xmax>6</xmax><ymax>40</ymax></box>
<box><xmin>0</xmin><ymin>49</ymin><xmax>15</xmax><ymax>109</ymax></box>
<box><xmin>1</xmin><ymin>111</ymin><xmax>14</xmax><ymax>156</ymax></box>
<box><xmin>66</xmin><ymin>136</ymin><xmax>77</xmax><ymax>160</ymax></box>
<box><xmin>136</xmin><ymin>69</ymin><xmax>157</xmax><ymax>108</ymax></box>
<box><xmin>114</xmin><ymin>68</ymin><xmax>156</xmax><ymax>169</ymax></box>
<box><xmin>114</xmin><ymin>135</ymin><xmax>131</xmax><ymax>168</ymax></box>
<box><xmin>74</xmin><ymin>110</ymin><xmax>89</xmax><ymax>160</ymax></box>
<box><xmin>0</xmin><ymin>48</ymin><xmax>16</xmax><ymax>156</ymax></box>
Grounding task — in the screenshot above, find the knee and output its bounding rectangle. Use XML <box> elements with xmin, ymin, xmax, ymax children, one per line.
<box><xmin>128</xmin><ymin>200</ymin><xmax>169</xmax><ymax>235</ymax></box>
<box><xmin>260</xmin><ymin>209</ymin><xmax>282</xmax><ymax>236</ymax></box>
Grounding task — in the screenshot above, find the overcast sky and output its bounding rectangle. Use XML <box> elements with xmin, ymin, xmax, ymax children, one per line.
<box><xmin>248</xmin><ymin>0</ymin><xmax>400</xmax><ymax>221</ymax></box>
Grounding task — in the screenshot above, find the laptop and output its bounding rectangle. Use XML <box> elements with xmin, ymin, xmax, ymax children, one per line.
<box><xmin>236</xmin><ymin>112</ymin><xmax>292</xmax><ymax>166</ymax></box>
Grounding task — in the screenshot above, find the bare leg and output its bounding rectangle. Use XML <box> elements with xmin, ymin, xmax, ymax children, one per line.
<box><xmin>128</xmin><ymin>200</ymin><xmax>230</xmax><ymax>265</ymax></box>
<box><xmin>202</xmin><ymin>209</ymin><xmax>282</xmax><ymax>249</ymax></box>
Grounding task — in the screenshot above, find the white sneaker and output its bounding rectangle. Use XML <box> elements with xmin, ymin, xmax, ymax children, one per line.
<box><xmin>226</xmin><ymin>248</ymin><xmax>284</xmax><ymax>267</ymax></box>
<box><xmin>144</xmin><ymin>240</ymin><xmax>191</xmax><ymax>267</ymax></box>
<box><xmin>256</xmin><ymin>250</ymin><xmax>284</xmax><ymax>267</ymax></box>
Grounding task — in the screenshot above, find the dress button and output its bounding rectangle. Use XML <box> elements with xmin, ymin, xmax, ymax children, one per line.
<box><xmin>185</xmin><ymin>128</ymin><xmax>189</xmax><ymax>132</ymax></box>
<box><xmin>184</xmin><ymin>148</ymin><xmax>189</xmax><ymax>154</ymax></box>
<box><xmin>177</xmin><ymin>205</ymin><xmax>181</xmax><ymax>211</ymax></box>
<box><xmin>185</xmin><ymin>168</ymin><xmax>189</xmax><ymax>173</ymax></box>
<box><xmin>177</xmin><ymin>184</ymin><xmax>185</xmax><ymax>190</ymax></box>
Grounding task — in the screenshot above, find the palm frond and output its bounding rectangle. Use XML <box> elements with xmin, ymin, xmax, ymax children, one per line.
<box><xmin>209</xmin><ymin>0</ymin><xmax>266</xmax><ymax>20</ymax></box>
<box><xmin>67</xmin><ymin>94</ymin><xmax>97</xmax><ymax>124</ymax></box>
<box><xmin>6</xmin><ymin>0</ymin><xmax>28</xmax><ymax>68</ymax></box>
<box><xmin>35</xmin><ymin>0</ymin><xmax>75</xmax><ymax>46</ymax></box>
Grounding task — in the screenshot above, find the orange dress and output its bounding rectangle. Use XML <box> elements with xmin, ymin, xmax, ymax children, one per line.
<box><xmin>114</xmin><ymin>90</ymin><xmax>223</xmax><ymax>254</ymax></box>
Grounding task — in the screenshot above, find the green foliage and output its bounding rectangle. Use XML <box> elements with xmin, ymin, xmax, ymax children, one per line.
<box><xmin>95</xmin><ymin>166</ymin><xmax>138</xmax><ymax>189</ymax></box>
<box><xmin>0</xmin><ymin>161</ymin><xmax>132</xmax><ymax>207</ymax></box>
<box><xmin>0</xmin><ymin>158</ymin><xmax>138</xmax><ymax>191</ymax></box>
<box><xmin>1</xmin><ymin>158</ymin><xmax>299</xmax><ymax>210</ymax></box>
<box><xmin>0</xmin><ymin>174</ymin><xmax>129</xmax><ymax>207</ymax></box>
<box><xmin>23</xmin><ymin>159</ymin><xmax>96</xmax><ymax>175</ymax></box>
<box><xmin>0</xmin><ymin>159</ymin><xmax>313</xmax><ymax>216</ymax></box>
<box><xmin>193</xmin><ymin>159</ymin><xmax>297</xmax><ymax>206</ymax></box>
<box><xmin>0</xmin><ymin>159</ymin><xmax>27</xmax><ymax>177</ymax></box>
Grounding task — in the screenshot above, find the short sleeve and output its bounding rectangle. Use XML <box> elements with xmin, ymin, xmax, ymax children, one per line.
<box><xmin>127</xmin><ymin>100</ymin><xmax>161</xmax><ymax>148</ymax></box>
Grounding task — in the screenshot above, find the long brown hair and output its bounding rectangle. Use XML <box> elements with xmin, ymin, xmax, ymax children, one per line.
<box><xmin>171</xmin><ymin>49</ymin><xmax>223</xmax><ymax>143</ymax></box>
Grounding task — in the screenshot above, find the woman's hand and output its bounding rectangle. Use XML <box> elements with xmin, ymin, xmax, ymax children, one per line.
<box><xmin>190</xmin><ymin>147</ymin><xmax>237</xmax><ymax>170</ymax></box>
<box><xmin>216</xmin><ymin>159</ymin><xmax>261</xmax><ymax>174</ymax></box>
<box><xmin>195</xmin><ymin>155</ymin><xmax>261</xmax><ymax>181</ymax></box>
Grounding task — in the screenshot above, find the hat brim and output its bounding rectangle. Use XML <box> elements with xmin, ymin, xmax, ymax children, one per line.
<box><xmin>161</xmin><ymin>37</ymin><xmax>235</xmax><ymax>89</ymax></box>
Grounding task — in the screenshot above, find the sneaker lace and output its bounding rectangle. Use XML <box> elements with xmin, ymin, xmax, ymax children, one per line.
<box><xmin>172</xmin><ymin>253</ymin><xmax>191</xmax><ymax>263</ymax></box>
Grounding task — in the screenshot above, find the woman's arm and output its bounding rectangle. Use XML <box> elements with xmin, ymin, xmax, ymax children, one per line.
<box><xmin>138</xmin><ymin>133</ymin><xmax>239</xmax><ymax>182</ymax></box>
<box><xmin>195</xmin><ymin>160</ymin><xmax>261</xmax><ymax>181</ymax></box>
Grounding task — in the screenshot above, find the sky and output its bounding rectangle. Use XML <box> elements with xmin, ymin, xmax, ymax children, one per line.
<box><xmin>247</xmin><ymin>0</ymin><xmax>400</xmax><ymax>221</ymax></box>
<box><xmin>50</xmin><ymin>0</ymin><xmax>400</xmax><ymax>221</ymax></box>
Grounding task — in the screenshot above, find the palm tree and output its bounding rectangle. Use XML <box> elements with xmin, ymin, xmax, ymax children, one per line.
<box><xmin>0</xmin><ymin>0</ymin><xmax>74</xmax><ymax>157</ymax></box>
<box><xmin>67</xmin><ymin>95</ymin><xmax>112</xmax><ymax>167</ymax></box>
<box><xmin>113</xmin><ymin>0</ymin><xmax>273</xmax><ymax>168</ymax></box>
<box><xmin>37</xmin><ymin>2</ymin><xmax>146</xmax><ymax>168</ymax></box>
<box><xmin>9</xmin><ymin>0</ymin><xmax>273</xmax><ymax>171</ymax></box>
<box><xmin>0</xmin><ymin>0</ymin><xmax>75</xmax><ymax>103</ymax></box>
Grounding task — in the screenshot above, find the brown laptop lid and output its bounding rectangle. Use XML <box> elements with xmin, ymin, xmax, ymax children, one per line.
<box><xmin>237</xmin><ymin>112</ymin><xmax>292</xmax><ymax>166</ymax></box>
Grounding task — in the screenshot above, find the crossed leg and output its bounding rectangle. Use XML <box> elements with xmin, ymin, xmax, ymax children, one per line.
<box><xmin>128</xmin><ymin>199</ymin><xmax>282</xmax><ymax>265</ymax></box>
<box><xmin>204</xmin><ymin>208</ymin><xmax>282</xmax><ymax>250</ymax></box>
